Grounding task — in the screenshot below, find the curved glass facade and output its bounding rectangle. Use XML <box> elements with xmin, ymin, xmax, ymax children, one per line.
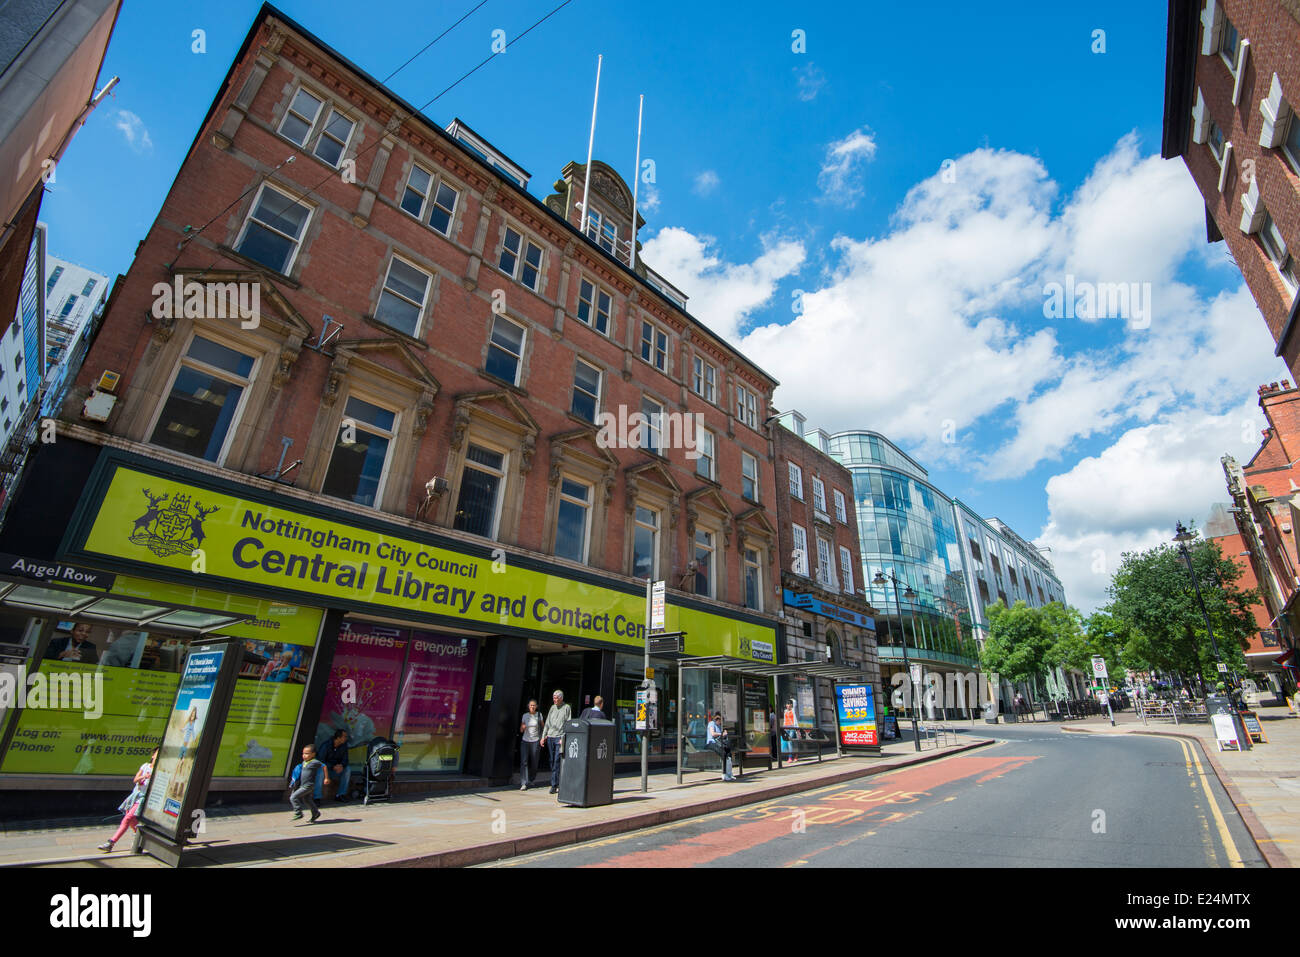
<box><xmin>829</xmin><ymin>432</ymin><xmax>978</xmax><ymax>665</ymax></box>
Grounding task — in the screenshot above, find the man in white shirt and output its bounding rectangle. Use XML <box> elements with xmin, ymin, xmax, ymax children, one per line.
<box><xmin>706</xmin><ymin>711</ymin><xmax>734</xmax><ymax>781</ymax></box>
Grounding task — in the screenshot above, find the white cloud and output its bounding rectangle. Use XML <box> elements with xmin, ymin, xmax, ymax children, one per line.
<box><xmin>693</xmin><ymin>170</ymin><xmax>720</xmax><ymax>196</ymax></box>
<box><xmin>115</xmin><ymin>110</ymin><xmax>154</xmax><ymax>154</ymax></box>
<box><xmin>817</xmin><ymin>128</ymin><xmax>877</xmax><ymax>207</ymax></box>
<box><xmin>638</xmin><ymin>184</ymin><xmax>661</xmax><ymax>215</ymax></box>
<box><xmin>640</xmin><ymin>227</ymin><xmax>805</xmax><ymax>340</ymax></box>
<box><xmin>794</xmin><ymin>62</ymin><xmax>826</xmax><ymax>101</ymax></box>
<box><xmin>1037</xmin><ymin>401</ymin><xmax>1270</xmax><ymax>612</ymax></box>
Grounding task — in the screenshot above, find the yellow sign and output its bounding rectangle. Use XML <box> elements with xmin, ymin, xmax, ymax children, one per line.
<box><xmin>645</xmin><ymin>667</ymin><xmax>655</xmax><ymax>680</ymax></box>
<box><xmin>78</xmin><ymin>466</ymin><xmax>776</xmax><ymax>658</ymax></box>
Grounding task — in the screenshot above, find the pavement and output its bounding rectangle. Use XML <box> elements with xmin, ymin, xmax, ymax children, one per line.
<box><xmin>1060</xmin><ymin>699</ymin><xmax>1299</xmax><ymax>868</ymax></box>
<box><xmin>0</xmin><ymin>734</ymin><xmax>993</xmax><ymax>868</ymax></box>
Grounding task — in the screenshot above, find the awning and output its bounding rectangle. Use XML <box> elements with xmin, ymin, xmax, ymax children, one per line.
<box><xmin>0</xmin><ymin>576</ymin><xmax>253</xmax><ymax>636</ymax></box>
<box><xmin>675</xmin><ymin>654</ymin><xmax>873</xmax><ymax>682</ymax></box>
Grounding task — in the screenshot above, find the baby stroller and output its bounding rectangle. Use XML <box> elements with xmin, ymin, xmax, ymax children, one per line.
<box><xmin>363</xmin><ymin>737</ymin><xmax>399</xmax><ymax>805</ymax></box>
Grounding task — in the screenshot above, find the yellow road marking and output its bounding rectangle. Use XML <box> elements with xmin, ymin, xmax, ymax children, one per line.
<box><xmin>1179</xmin><ymin>737</ymin><xmax>1243</xmax><ymax>868</ymax></box>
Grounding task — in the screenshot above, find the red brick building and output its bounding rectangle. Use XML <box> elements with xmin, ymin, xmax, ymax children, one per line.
<box><xmin>1163</xmin><ymin>0</ymin><xmax>1300</xmax><ymax>376</ymax></box>
<box><xmin>773</xmin><ymin>410</ymin><xmax>880</xmax><ymax>734</ymax></box>
<box><xmin>1222</xmin><ymin>381</ymin><xmax>1300</xmax><ymax>697</ymax></box>
<box><xmin>0</xmin><ymin>4</ymin><xmax>785</xmax><ymax>802</ymax></box>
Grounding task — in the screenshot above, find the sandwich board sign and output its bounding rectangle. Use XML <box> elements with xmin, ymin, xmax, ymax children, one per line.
<box><xmin>1212</xmin><ymin>713</ymin><xmax>1243</xmax><ymax>751</ymax></box>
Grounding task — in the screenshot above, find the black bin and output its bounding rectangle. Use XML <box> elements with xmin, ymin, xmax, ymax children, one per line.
<box><xmin>557</xmin><ymin>718</ymin><xmax>615</xmax><ymax>807</ymax></box>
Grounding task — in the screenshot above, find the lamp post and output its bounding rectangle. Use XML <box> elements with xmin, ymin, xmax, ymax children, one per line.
<box><xmin>1173</xmin><ymin>521</ymin><xmax>1231</xmax><ymax>695</ymax></box>
<box><xmin>874</xmin><ymin>570</ymin><xmax>921</xmax><ymax>752</ymax></box>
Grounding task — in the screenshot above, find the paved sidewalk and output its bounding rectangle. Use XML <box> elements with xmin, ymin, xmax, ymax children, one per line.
<box><xmin>1062</xmin><ymin>702</ymin><xmax>1299</xmax><ymax>868</ymax></box>
<box><xmin>0</xmin><ymin>734</ymin><xmax>992</xmax><ymax>868</ymax></box>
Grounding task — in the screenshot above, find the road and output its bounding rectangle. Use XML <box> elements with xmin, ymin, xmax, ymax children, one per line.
<box><xmin>487</xmin><ymin>725</ymin><xmax>1266</xmax><ymax>868</ymax></box>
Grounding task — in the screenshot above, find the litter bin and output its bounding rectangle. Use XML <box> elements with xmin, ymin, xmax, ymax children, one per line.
<box><xmin>983</xmin><ymin>700</ymin><xmax>999</xmax><ymax>724</ymax></box>
<box><xmin>557</xmin><ymin>718</ymin><xmax>615</xmax><ymax>807</ymax></box>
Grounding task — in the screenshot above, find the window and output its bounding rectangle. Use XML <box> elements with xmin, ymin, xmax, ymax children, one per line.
<box><xmin>571</xmin><ymin>359</ymin><xmax>601</xmax><ymax>423</ymax></box>
<box><xmin>278</xmin><ymin>88</ymin><xmax>323</xmax><ymax>147</ymax></box>
<box><xmin>1</xmin><ymin>397</ymin><xmax>8</xmax><ymax>413</ymax></box>
<box><xmin>839</xmin><ymin>545</ymin><xmax>855</xmax><ymax>595</ymax></box>
<box><xmin>486</xmin><ymin>315</ymin><xmax>525</xmax><ymax>385</ymax></box>
<box><xmin>321</xmin><ymin>396</ymin><xmax>396</xmax><ymax>507</ymax></box>
<box><xmin>812</xmin><ymin>476</ymin><xmax>827</xmax><ymax>514</ymax></box>
<box><xmin>45</xmin><ymin>266</ymin><xmax>63</xmax><ymax>295</ymax></box>
<box><xmin>640</xmin><ymin>397</ymin><xmax>663</xmax><ymax>455</ymax></box>
<box><xmin>788</xmin><ymin>461</ymin><xmax>803</xmax><ymax>499</ymax></box>
<box><xmin>695</xmin><ymin>427</ymin><xmax>715</xmax><ymax>480</ymax></box>
<box><xmin>59</xmin><ymin>295</ymin><xmax>77</xmax><ymax>318</ymax></box>
<box><xmin>1219</xmin><ymin>15</ymin><xmax>1240</xmax><ymax>71</ymax></box>
<box><xmin>586</xmin><ymin>209</ymin><xmax>618</xmax><ymax>255</ymax></box>
<box><xmin>149</xmin><ymin>335</ymin><xmax>255</xmax><ymax>462</ymax></box>
<box><xmin>640</xmin><ymin>320</ymin><xmax>668</xmax><ymax>371</ymax></box>
<box><xmin>735</xmin><ymin>384</ymin><xmax>757</xmax><ymax>429</ymax></box>
<box><xmin>499</xmin><ymin>227</ymin><xmax>542</xmax><ymax>291</ymax></box>
<box><xmin>576</xmin><ymin>279</ymin><xmax>611</xmax><ymax>335</ymax></box>
<box><xmin>1208</xmin><ymin>119</ymin><xmax>1226</xmax><ymax>163</ymax></box>
<box><xmin>312</xmin><ymin>107</ymin><xmax>355</xmax><ymax>167</ymax></box>
<box><xmin>81</xmin><ymin>278</ymin><xmax>96</xmax><ymax>297</ymax></box>
<box><xmin>374</xmin><ymin>257</ymin><xmax>431</xmax><ymax>337</ymax></box>
<box><xmin>694</xmin><ymin>528</ymin><xmax>715</xmax><ymax>598</ymax></box>
<box><xmin>633</xmin><ymin>506</ymin><xmax>659</xmax><ymax>579</ymax></box>
<box><xmin>401</xmin><ymin>165</ymin><xmax>459</xmax><ymax>234</ymax></box>
<box><xmin>816</xmin><ymin>537</ymin><xmax>838</xmax><ymax>590</ymax></box>
<box><xmin>792</xmin><ymin>524</ymin><xmax>809</xmax><ymax>575</ymax></box>
<box><xmin>235</xmin><ymin>184</ymin><xmax>312</xmax><ymax>274</ymax></box>
<box><xmin>744</xmin><ymin>548</ymin><xmax>763</xmax><ymax>611</ymax></box>
<box><xmin>1285</xmin><ymin>113</ymin><xmax>1300</xmax><ymax>176</ymax></box>
<box><xmin>741</xmin><ymin>451</ymin><xmax>758</xmax><ymax>501</ymax></box>
<box><xmin>555</xmin><ymin>478</ymin><xmax>592</xmax><ymax>563</ymax></box>
<box><xmin>1260</xmin><ymin>210</ymin><xmax>1299</xmax><ymax>292</ymax></box>
<box><xmin>692</xmin><ymin>356</ymin><xmax>716</xmax><ymax>402</ymax></box>
<box><xmin>833</xmin><ymin>488</ymin><xmax>847</xmax><ymax>523</ymax></box>
<box><xmin>454</xmin><ymin>444</ymin><xmax>506</xmax><ymax>538</ymax></box>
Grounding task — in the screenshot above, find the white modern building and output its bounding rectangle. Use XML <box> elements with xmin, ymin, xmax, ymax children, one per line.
<box><xmin>40</xmin><ymin>245</ymin><xmax>109</xmax><ymax>415</ymax></box>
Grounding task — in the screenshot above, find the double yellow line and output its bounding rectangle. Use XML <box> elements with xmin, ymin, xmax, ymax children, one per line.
<box><xmin>1177</xmin><ymin>737</ymin><xmax>1243</xmax><ymax>868</ymax></box>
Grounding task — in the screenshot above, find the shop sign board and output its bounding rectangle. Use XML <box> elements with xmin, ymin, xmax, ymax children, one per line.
<box><xmin>73</xmin><ymin>464</ymin><xmax>776</xmax><ymax>661</ymax></box>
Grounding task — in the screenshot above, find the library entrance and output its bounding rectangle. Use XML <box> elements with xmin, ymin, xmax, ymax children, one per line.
<box><xmin>520</xmin><ymin>639</ymin><xmax>600</xmax><ymax>718</ymax></box>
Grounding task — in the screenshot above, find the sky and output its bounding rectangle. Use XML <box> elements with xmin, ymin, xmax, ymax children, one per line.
<box><xmin>39</xmin><ymin>0</ymin><xmax>1292</xmax><ymax>613</ymax></box>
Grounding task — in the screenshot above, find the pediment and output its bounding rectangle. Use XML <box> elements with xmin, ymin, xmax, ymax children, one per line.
<box><xmin>168</xmin><ymin>267</ymin><xmax>314</xmax><ymax>340</ymax></box>
<box><xmin>452</xmin><ymin>388</ymin><xmax>540</xmax><ymax>438</ymax></box>
<box><xmin>332</xmin><ymin>337</ymin><xmax>440</xmax><ymax>393</ymax></box>
<box><xmin>625</xmin><ymin>460</ymin><xmax>681</xmax><ymax>495</ymax></box>
<box><xmin>550</xmin><ymin>426</ymin><xmax>619</xmax><ymax>471</ymax></box>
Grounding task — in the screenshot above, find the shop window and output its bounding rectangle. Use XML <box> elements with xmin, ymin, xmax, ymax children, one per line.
<box><xmin>632</xmin><ymin>505</ymin><xmax>659</xmax><ymax>579</ymax></box>
<box><xmin>694</xmin><ymin>527</ymin><xmax>715</xmax><ymax>598</ymax></box>
<box><xmin>148</xmin><ymin>334</ymin><xmax>255</xmax><ymax>463</ymax></box>
<box><xmin>234</xmin><ymin>183</ymin><xmax>313</xmax><ymax>275</ymax></box>
<box><xmin>555</xmin><ymin>477</ymin><xmax>592</xmax><ymax>563</ymax></box>
<box><xmin>453</xmin><ymin>443</ymin><xmax>507</xmax><ymax>539</ymax></box>
<box><xmin>374</xmin><ymin>257</ymin><xmax>432</xmax><ymax>337</ymax></box>
<box><xmin>321</xmin><ymin>395</ymin><xmax>398</xmax><ymax>507</ymax></box>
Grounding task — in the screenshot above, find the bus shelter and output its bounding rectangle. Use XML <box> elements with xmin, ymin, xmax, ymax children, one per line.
<box><xmin>674</xmin><ymin>655</ymin><xmax>876</xmax><ymax>783</ymax></box>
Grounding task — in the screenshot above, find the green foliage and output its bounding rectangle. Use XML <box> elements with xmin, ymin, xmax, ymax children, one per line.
<box><xmin>1104</xmin><ymin>532</ymin><xmax>1255</xmax><ymax>684</ymax></box>
<box><xmin>979</xmin><ymin>600</ymin><xmax>1054</xmax><ymax>687</ymax></box>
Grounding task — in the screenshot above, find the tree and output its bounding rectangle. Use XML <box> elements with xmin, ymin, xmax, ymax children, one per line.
<box><xmin>1105</xmin><ymin>532</ymin><xmax>1255</xmax><ymax>687</ymax></box>
<box><xmin>979</xmin><ymin>600</ymin><xmax>1055</xmax><ymax>710</ymax></box>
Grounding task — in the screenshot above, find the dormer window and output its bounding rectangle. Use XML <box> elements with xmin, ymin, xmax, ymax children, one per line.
<box><xmin>586</xmin><ymin>209</ymin><xmax>618</xmax><ymax>256</ymax></box>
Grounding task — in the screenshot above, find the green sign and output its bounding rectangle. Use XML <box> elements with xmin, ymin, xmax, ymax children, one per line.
<box><xmin>76</xmin><ymin>465</ymin><xmax>776</xmax><ymax>658</ymax></box>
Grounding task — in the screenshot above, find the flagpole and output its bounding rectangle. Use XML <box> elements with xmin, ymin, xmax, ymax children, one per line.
<box><xmin>630</xmin><ymin>94</ymin><xmax>644</xmax><ymax>270</ymax></box>
<box><xmin>580</xmin><ymin>54</ymin><xmax>602</xmax><ymax>237</ymax></box>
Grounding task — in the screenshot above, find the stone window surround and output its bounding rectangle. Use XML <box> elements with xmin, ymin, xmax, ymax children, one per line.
<box><xmin>543</xmin><ymin>430</ymin><xmax>618</xmax><ymax>566</ymax></box>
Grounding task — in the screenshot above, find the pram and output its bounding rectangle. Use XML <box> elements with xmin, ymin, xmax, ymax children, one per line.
<box><xmin>363</xmin><ymin>737</ymin><xmax>399</xmax><ymax>805</ymax></box>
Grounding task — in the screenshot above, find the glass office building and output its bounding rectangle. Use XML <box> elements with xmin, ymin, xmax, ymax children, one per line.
<box><xmin>829</xmin><ymin>431</ymin><xmax>979</xmax><ymax>714</ymax></box>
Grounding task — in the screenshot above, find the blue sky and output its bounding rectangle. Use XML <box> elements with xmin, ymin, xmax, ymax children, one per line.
<box><xmin>40</xmin><ymin>0</ymin><xmax>1291</xmax><ymax>611</ymax></box>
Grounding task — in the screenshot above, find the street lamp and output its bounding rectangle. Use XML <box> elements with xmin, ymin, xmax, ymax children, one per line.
<box><xmin>1173</xmin><ymin>521</ymin><xmax>1231</xmax><ymax>694</ymax></box>
<box><xmin>874</xmin><ymin>569</ymin><xmax>921</xmax><ymax>752</ymax></box>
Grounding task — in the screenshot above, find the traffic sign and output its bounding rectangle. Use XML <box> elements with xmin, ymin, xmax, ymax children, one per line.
<box><xmin>650</xmin><ymin>580</ymin><xmax>666</xmax><ymax>631</ymax></box>
<box><xmin>646</xmin><ymin>632</ymin><xmax>684</xmax><ymax>655</ymax></box>
<box><xmin>1091</xmin><ymin>656</ymin><xmax>1108</xmax><ymax>679</ymax></box>
<box><xmin>1217</xmin><ymin>662</ymin><xmax>1228</xmax><ymax>673</ymax></box>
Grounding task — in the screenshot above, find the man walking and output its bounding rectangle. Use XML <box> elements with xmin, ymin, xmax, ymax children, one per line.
<box><xmin>519</xmin><ymin>699</ymin><xmax>543</xmax><ymax>789</ymax></box>
<box><xmin>541</xmin><ymin>690</ymin><xmax>571</xmax><ymax>794</ymax></box>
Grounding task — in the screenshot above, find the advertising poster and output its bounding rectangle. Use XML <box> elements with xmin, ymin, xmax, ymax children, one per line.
<box><xmin>392</xmin><ymin>632</ymin><xmax>478</xmax><ymax>771</ymax></box>
<box><xmin>741</xmin><ymin>677</ymin><xmax>770</xmax><ymax>753</ymax></box>
<box><xmin>835</xmin><ymin>684</ymin><xmax>878</xmax><ymax>748</ymax></box>
<box><xmin>143</xmin><ymin>647</ymin><xmax>224</xmax><ymax>835</ymax></box>
<box><xmin>315</xmin><ymin>622</ymin><xmax>405</xmax><ymax>749</ymax></box>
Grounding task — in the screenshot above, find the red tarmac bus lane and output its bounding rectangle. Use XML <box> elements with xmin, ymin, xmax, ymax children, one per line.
<box><xmin>581</xmin><ymin>753</ymin><xmax>1040</xmax><ymax>869</ymax></box>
